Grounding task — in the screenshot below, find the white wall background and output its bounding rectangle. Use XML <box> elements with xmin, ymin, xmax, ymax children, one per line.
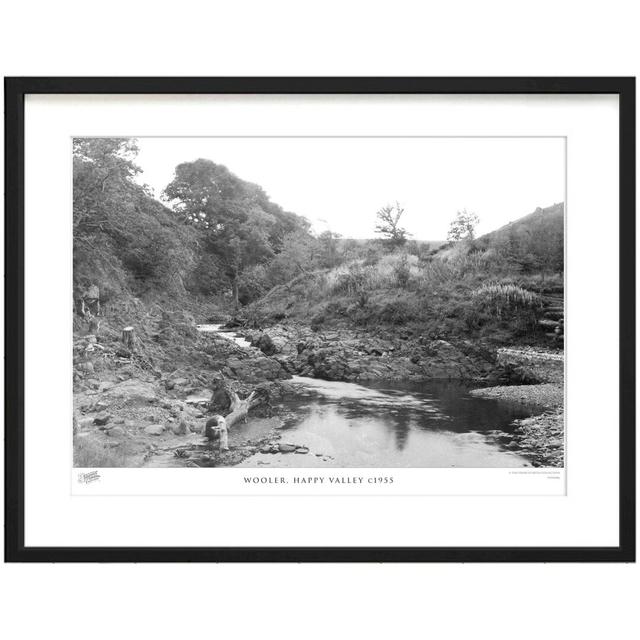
<box><xmin>1</xmin><ymin>1</ymin><xmax>638</xmax><ymax>639</ymax></box>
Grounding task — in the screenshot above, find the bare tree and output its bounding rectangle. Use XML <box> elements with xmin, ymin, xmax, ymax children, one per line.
<box><xmin>375</xmin><ymin>202</ymin><xmax>410</xmax><ymax>246</ymax></box>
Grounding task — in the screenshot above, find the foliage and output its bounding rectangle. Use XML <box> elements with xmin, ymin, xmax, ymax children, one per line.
<box><xmin>73</xmin><ymin>138</ymin><xmax>197</xmax><ymax>301</ymax></box>
<box><xmin>447</xmin><ymin>209</ymin><xmax>480</xmax><ymax>241</ymax></box>
<box><xmin>163</xmin><ymin>158</ymin><xmax>311</xmax><ymax>306</ymax></box>
<box><xmin>472</xmin><ymin>283</ymin><xmax>541</xmax><ymax>317</ymax></box>
<box><xmin>469</xmin><ymin>283</ymin><xmax>542</xmax><ymax>335</ymax></box>
<box><xmin>392</xmin><ymin>254</ymin><xmax>412</xmax><ymax>288</ymax></box>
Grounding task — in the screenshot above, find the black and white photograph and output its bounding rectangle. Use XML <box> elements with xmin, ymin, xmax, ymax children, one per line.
<box><xmin>73</xmin><ymin>136</ymin><xmax>565</xmax><ymax>470</ymax></box>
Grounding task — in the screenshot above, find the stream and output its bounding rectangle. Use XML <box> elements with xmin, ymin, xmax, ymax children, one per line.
<box><xmin>194</xmin><ymin>324</ymin><xmax>539</xmax><ymax>468</ymax></box>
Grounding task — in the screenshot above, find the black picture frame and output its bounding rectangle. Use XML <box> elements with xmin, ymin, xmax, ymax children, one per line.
<box><xmin>4</xmin><ymin>77</ymin><xmax>636</xmax><ymax>563</ymax></box>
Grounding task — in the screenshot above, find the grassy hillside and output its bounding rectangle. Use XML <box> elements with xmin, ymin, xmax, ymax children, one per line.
<box><xmin>245</xmin><ymin>204</ymin><xmax>564</xmax><ymax>346</ymax></box>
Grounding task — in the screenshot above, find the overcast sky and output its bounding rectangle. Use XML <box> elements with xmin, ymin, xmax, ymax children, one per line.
<box><xmin>134</xmin><ymin>137</ymin><xmax>565</xmax><ymax>240</ymax></box>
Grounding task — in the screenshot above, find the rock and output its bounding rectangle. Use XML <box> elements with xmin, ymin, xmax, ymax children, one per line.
<box><xmin>256</xmin><ymin>333</ymin><xmax>277</xmax><ymax>356</ymax></box>
<box><xmin>294</xmin><ymin>447</ymin><xmax>310</xmax><ymax>454</ymax></box>
<box><xmin>78</xmin><ymin>417</ymin><xmax>94</xmax><ymax>429</ymax></box>
<box><xmin>278</xmin><ymin>443</ymin><xmax>297</xmax><ymax>453</ymax></box>
<box><xmin>80</xmin><ymin>361</ymin><xmax>94</xmax><ymax>373</ymax></box>
<box><xmin>106</xmin><ymin>426</ymin><xmax>125</xmax><ymax>437</ymax></box>
<box><xmin>144</xmin><ymin>424</ymin><xmax>165</xmax><ymax>436</ymax></box>
<box><xmin>171</xmin><ymin>420</ymin><xmax>189</xmax><ymax>436</ymax></box>
<box><xmin>93</xmin><ymin>411</ymin><xmax>112</xmax><ymax>426</ymax></box>
<box><xmin>189</xmin><ymin>422</ymin><xmax>203</xmax><ymax>434</ymax></box>
<box><xmin>172</xmin><ymin>378</ymin><xmax>189</xmax><ymax>387</ymax></box>
<box><xmin>260</xmin><ymin>445</ymin><xmax>272</xmax><ymax>454</ymax></box>
<box><xmin>93</xmin><ymin>400</ymin><xmax>109</xmax><ymax>412</ymax></box>
<box><xmin>104</xmin><ymin>379</ymin><xmax>157</xmax><ymax>404</ymax></box>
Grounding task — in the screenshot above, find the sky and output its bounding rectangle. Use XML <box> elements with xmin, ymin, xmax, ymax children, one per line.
<box><xmin>134</xmin><ymin>137</ymin><xmax>565</xmax><ymax>240</ymax></box>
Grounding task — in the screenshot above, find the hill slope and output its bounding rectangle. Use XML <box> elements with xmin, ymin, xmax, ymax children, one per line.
<box><xmin>244</xmin><ymin>203</ymin><xmax>565</xmax><ymax>347</ymax></box>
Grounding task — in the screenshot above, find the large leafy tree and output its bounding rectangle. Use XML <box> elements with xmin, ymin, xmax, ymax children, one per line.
<box><xmin>73</xmin><ymin>138</ymin><xmax>195</xmax><ymax>299</ymax></box>
<box><xmin>164</xmin><ymin>159</ymin><xmax>306</xmax><ymax>307</ymax></box>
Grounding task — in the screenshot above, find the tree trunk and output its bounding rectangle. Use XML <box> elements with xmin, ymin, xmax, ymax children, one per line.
<box><xmin>232</xmin><ymin>276</ymin><xmax>239</xmax><ymax>310</ymax></box>
<box><xmin>121</xmin><ymin>326</ymin><xmax>135</xmax><ymax>351</ymax></box>
<box><xmin>205</xmin><ymin>383</ymin><xmax>268</xmax><ymax>451</ymax></box>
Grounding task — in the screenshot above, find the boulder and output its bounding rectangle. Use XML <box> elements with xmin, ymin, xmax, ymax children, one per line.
<box><xmin>278</xmin><ymin>443</ymin><xmax>297</xmax><ymax>453</ymax></box>
<box><xmin>171</xmin><ymin>420</ymin><xmax>189</xmax><ymax>436</ymax></box>
<box><xmin>93</xmin><ymin>412</ymin><xmax>112</xmax><ymax>426</ymax></box>
<box><xmin>144</xmin><ymin>424</ymin><xmax>165</xmax><ymax>436</ymax></box>
<box><xmin>256</xmin><ymin>333</ymin><xmax>276</xmax><ymax>356</ymax></box>
<box><xmin>106</xmin><ymin>426</ymin><xmax>125</xmax><ymax>437</ymax></box>
<box><xmin>79</xmin><ymin>361</ymin><xmax>94</xmax><ymax>373</ymax></box>
<box><xmin>78</xmin><ymin>416</ymin><xmax>94</xmax><ymax>430</ymax></box>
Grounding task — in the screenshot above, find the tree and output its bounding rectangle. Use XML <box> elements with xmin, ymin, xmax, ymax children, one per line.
<box><xmin>447</xmin><ymin>209</ymin><xmax>480</xmax><ymax>241</ymax></box>
<box><xmin>73</xmin><ymin>138</ymin><xmax>196</xmax><ymax>299</ymax></box>
<box><xmin>374</xmin><ymin>202</ymin><xmax>410</xmax><ymax>246</ymax></box>
<box><xmin>317</xmin><ymin>230</ymin><xmax>342</xmax><ymax>268</ymax></box>
<box><xmin>164</xmin><ymin>159</ymin><xmax>308</xmax><ymax>308</ymax></box>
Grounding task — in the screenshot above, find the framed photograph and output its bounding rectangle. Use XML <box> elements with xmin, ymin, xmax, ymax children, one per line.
<box><xmin>4</xmin><ymin>77</ymin><xmax>635</xmax><ymax>562</ymax></box>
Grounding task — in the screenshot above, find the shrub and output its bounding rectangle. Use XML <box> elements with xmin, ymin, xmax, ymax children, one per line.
<box><xmin>377</xmin><ymin>300</ymin><xmax>416</xmax><ymax>325</ymax></box>
<box><xmin>330</xmin><ymin>263</ymin><xmax>370</xmax><ymax>296</ymax></box>
<box><xmin>392</xmin><ymin>255</ymin><xmax>411</xmax><ymax>288</ymax></box>
<box><xmin>471</xmin><ymin>283</ymin><xmax>542</xmax><ymax>334</ymax></box>
<box><xmin>472</xmin><ymin>283</ymin><xmax>540</xmax><ymax>316</ymax></box>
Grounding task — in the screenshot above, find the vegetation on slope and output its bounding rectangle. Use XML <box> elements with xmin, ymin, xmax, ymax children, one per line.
<box><xmin>245</xmin><ymin>204</ymin><xmax>564</xmax><ymax>346</ymax></box>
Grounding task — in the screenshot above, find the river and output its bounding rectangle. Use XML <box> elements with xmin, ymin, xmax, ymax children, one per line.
<box><xmin>197</xmin><ymin>325</ymin><xmax>538</xmax><ymax>468</ymax></box>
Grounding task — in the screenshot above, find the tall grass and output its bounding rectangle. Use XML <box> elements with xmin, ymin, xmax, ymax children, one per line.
<box><xmin>74</xmin><ymin>436</ymin><xmax>132</xmax><ymax>467</ymax></box>
<box><xmin>469</xmin><ymin>283</ymin><xmax>542</xmax><ymax>336</ymax></box>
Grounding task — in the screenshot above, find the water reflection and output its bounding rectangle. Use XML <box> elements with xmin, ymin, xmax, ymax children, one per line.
<box><xmin>238</xmin><ymin>376</ymin><xmax>540</xmax><ymax>468</ymax></box>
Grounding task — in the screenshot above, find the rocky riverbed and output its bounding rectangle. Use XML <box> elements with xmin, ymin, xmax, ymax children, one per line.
<box><xmin>240</xmin><ymin>324</ymin><xmax>532</xmax><ymax>383</ymax></box>
<box><xmin>73</xmin><ymin>314</ymin><xmax>564</xmax><ymax>468</ymax></box>
<box><xmin>470</xmin><ymin>348</ymin><xmax>564</xmax><ymax>467</ymax></box>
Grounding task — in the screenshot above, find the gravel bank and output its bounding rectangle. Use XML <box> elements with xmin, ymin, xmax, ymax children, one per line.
<box><xmin>468</xmin><ymin>382</ymin><xmax>563</xmax><ymax>410</ymax></box>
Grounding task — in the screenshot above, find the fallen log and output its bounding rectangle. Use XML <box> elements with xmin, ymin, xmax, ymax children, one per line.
<box><xmin>205</xmin><ymin>381</ymin><xmax>269</xmax><ymax>451</ymax></box>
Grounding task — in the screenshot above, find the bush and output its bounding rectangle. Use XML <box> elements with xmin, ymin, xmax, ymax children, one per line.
<box><xmin>470</xmin><ymin>283</ymin><xmax>542</xmax><ymax>334</ymax></box>
<box><xmin>377</xmin><ymin>300</ymin><xmax>416</xmax><ymax>325</ymax></box>
<box><xmin>330</xmin><ymin>263</ymin><xmax>370</xmax><ymax>296</ymax></box>
<box><xmin>392</xmin><ymin>255</ymin><xmax>411</xmax><ymax>288</ymax></box>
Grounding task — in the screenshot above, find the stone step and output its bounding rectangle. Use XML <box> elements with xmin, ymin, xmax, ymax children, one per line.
<box><xmin>538</xmin><ymin>318</ymin><xmax>561</xmax><ymax>330</ymax></box>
